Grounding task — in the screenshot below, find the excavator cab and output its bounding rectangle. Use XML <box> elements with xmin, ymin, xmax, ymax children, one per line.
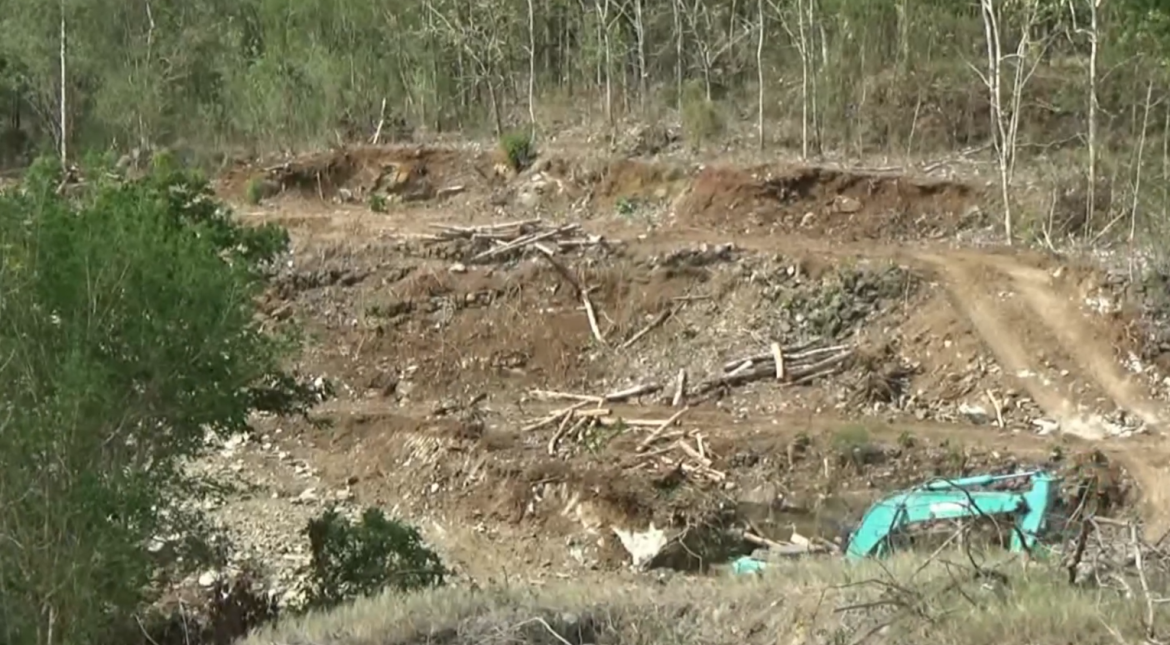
<box><xmin>844</xmin><ymin>470</ymin><xmax>1059</xmax><ymax>561</ymax></box>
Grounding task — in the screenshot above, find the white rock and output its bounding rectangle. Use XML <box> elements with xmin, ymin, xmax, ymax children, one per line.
<box><xmin>1031</xmin><ymin>418</ymin><xmax>1060</xmax><ymax>435</ymax></box>
<box><xmin>958</xmin><ymin>403</ymin><xmax>989</xmax><ymax>424</ymax></box>
<box><xmin>296</xmin><ymin>487</ymin><xmax>318</xmax><ymax>503</ymax></box>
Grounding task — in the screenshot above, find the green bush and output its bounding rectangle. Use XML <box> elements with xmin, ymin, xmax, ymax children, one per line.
<box><xmin>301</xmin><ymin>507</ymin><xmax>448</xmax><ymax>611</ymax></box>
<box><xmin>500</xmin><ymin>130</ymin><xmax>536</xmax><ymax>171</ymax></box>
<box><xmin>246</xmin><ymin>176</ymin><xmax>266</xmax><ymax>205</ymax></box>
<box><xmin>0</xmin><ymin>155</ymin><xmax>318</xmax><ymax>645</ymax></box>
<box><xmin>680</xmin><ymin>80</ymin><xmax>723</xmax><ymax>148</ymax></box>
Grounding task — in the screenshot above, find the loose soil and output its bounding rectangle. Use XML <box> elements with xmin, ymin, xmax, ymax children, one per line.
<box><xmin>190</xmin><ymin>143</ymin><xmax>1170</xmax><ymax>600</ymax></box>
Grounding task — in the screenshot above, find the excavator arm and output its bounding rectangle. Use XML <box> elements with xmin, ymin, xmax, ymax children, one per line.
<box><xmin>844</xmin><ymin>470</ymin><xmax>1058</xmax><ymax>560</ymax></box>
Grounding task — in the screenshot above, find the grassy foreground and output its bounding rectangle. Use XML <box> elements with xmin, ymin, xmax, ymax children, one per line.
<box><xmin>244</xmin><ymin>551</ymin><xmax>1155</xmax><ymax>645</ymax></box>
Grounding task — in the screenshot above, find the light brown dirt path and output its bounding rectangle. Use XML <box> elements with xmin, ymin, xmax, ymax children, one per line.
<box><xmin>912</xmin><ymin>249</ymin><xmax>1170</xmax><ymax>536</ymax></box>
<box><xmin>912</xmin><ymin>252</ymin><xmax>1105</xmax><ymax>438</ymax></box>
<box><xmin>915</xmin><ymin>250</ymin><xmax>1165</xmax><ymax>435</ymax></box>
<box><xmin>987</xmin><ymin>256</ymin><xmax>1165</xmax><ymax>430</ymax></box>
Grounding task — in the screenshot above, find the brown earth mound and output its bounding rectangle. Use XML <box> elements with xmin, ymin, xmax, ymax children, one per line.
<box><xmin>220</xmin><ymin>145</ymin><xmax>498</xmax><ymax>203</ymax></box>
<box><xmin>676</xmin><ymin>165</ymin><xmax>984</xmax><ymax>241</ymax></box>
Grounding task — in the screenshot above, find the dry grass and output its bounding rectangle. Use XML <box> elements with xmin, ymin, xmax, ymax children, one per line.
<box><xmin>244</xmin><ymin>550</ymin><xmax>1157</xmax><ymax>645</ymax></box>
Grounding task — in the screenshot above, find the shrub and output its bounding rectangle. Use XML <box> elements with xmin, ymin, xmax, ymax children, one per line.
<box><xmin>500</xmin><ymin>130</ymin><xmax>536</xmax><ymax>171</ymax></box>
<box><xmin>680</xmin><ymin>79</ymin><xmax>723</xmax><ymax>148</ymax></box>
<box><xmin>300</xmin><ymin>507</ymin><xmax>448</xmax><ymax>611</ymax></box>
<box><xmin>245</xmin><ymin>176</ymin><xmax>265</xmax><ymax>204</ymax></box>
<box><xmin>0</xmin><ymin>155</ymin><xmax>318</xmax><ymax>645</ymax></box>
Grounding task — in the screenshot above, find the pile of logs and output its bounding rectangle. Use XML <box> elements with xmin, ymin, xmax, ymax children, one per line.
<box><xmin>420</xmin><ymin>219</ymin><xmax>605</xmax><ymax>263</ymax></box>
<box><xmin>691</xmin><ymin>340</ymin><xmax>855</xmax><ymax>397</ymax></box>
<box><xmin>521</xmin><ymin>400</ymin><xmax>726</xmax><ymax>483</ymax></box>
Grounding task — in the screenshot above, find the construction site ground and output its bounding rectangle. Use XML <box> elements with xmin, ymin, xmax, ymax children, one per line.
<box><xmin>190</xmin><ymin>142</ymin><xmax>1170</xmax><ymax>607</ymax></box>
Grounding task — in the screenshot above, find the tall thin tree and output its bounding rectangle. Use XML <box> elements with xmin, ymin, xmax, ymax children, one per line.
<box><xmin>58</xmin><ymin>0</ymin><xmax>67</xmax><ymax>166</ymax></box>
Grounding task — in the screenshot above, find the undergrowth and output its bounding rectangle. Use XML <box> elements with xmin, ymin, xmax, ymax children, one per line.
<box><xmin>244</xmin><ymin>549</ymin><xmax>1163</xmax><ymax>645</ymax></box>
<box><xmin>300</xmin><ymin>507</ymin><xmax>448</xmax><ymax>612</ymax></box>
<box><xmin>680</xmin><ymin>79</ymin><xmax>723</xmax><ymax>150</ymax></box>
<box><xmin>500</xmin><ymin>131</ymin><xmax>536</xmax><ymax>171</ymax></box>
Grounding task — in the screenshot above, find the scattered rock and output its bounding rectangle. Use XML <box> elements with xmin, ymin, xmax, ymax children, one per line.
<box><xmin>1032</xmin><ymin>418</ymin><xmax>1060</xmax><ymax>435</ymax></box>
<box><xmin>959</xmin><ymin>403</ymin><xmax>989</xmax><ymax>424</ymax></box>
<box><xmin>296</xmin><ymin>487</ymin><xmax>318</xmax><ymax>503</ymax></box>
<box><xmin>834</xmin><ymin>195</ymin><xmax>862</xmax><ymax>213</ymax></box>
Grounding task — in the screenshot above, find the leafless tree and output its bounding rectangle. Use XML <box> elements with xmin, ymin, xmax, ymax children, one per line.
<box><xmin>756</xmin><ymin>0</ymin><xmax>765</xmax><ymax>150</ymax></box>
<box><xmin>58</xmin><ymin>0</ymin><xmax>67</xmax><ymax>165</ymax></box>
<box><xmin>426</xmin><ymin>0</ymin><xmax>508</xmax><ymax>137</ymax></box>
<box><xmin>1067</xmin><ymin>0</ymin><xmax>1101</xmax><ymax>235</ymax></box>
<box><xmin>527</xmin><ymin>0</ymin><xmax>537</xmax><ymax>132</ymax></box>
<box><xmin>973</xmin><ymin>0</ymin><xmax>1046</xmax><ymax>244</ymax></box>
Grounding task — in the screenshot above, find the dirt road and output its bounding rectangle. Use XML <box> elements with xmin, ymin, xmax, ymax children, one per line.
<box><xmin>915</xmin><ymin>251</ymin><xmax>1162</xmax><ymax>438</ymax></box>
<box><xmin>911</xmin><ymin>249</ymin><xmax>1170</xmax><ymax>536</ymax></box>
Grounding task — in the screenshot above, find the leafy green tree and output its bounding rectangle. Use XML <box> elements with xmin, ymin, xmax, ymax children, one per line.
<box><xmin>0</xmin><ymin>157</ymin><xmax>318</xmax><ymax>645</ymax></box>
<box><xmin>301</xmin><ymin>507</ymin><xmax>449</xmax><ymax>611</ymax></box>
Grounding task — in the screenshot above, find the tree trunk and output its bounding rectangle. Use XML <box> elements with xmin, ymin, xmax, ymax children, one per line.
<box><xmin>527</xmin><ymin>0</ymin><xmax>538</xmax><ymax>133</ymax></box>
<box><xmin>756</xmin><ymin>0</ymin><xmax>765</xmax><ymax>151</ymax></box>
<box><xmin>58</xmin><ymin>0</ymin><xmax>67</xmax><ymax>166</ymax></box>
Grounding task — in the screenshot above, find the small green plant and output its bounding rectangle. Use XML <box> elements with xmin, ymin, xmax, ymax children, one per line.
<box><xmin>149</xmin><ymin>147</ymin><xmax>178</xmax><ymax>174</ymax></box>
<box><xmin>680</xmin><ymin>79</ymin><xmax>723</xmax><ymax>149</ymax></box>
<box><xmin>583</xmin><ymin>420</ymin><xmax>624</xmax><ymax>453</ymax></box>
<box><xmin>300</xmin><ymin>507</ymin><xmax>448</xmax><ymax>611</ymax></box>
<box><xmin>369</xmin><ymin>193</ymin><xmax>388</xmax><ymax>213</ymax></box>
<box><xmin>832</xmin><ymin>424</ymin><xmax>871</xmax><ymax>451</ymax></box>
<box><xmin>942</xmin><ymin>442</ymin><xmax>968</xmax><ymax>474</ymax></box>
<box><xmin>833</xmin><ymin>425</ymin><xmax>883</xmax><ymax>470</ymax></box>
<box><xmin>500</xmin><ymin>130</ymin><xmax>536</xmax><ymax>171</ymax></box>
<box><xmin>616</xmin><ymin>196</ymin><xmax>638</xmax><ymax>218</ymax></box>
<box><xmin>897</xmin><ymin>430</ymin><xmax>916</xmax><ymax>449</ymax></box>
<box><xmin>245</xmin><ymin>177</ymin><xmax>265</xmax><ymax>205</ymax></box>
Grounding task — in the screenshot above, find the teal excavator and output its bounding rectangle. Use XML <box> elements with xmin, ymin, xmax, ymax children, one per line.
<box><xmin>843</xmin><ymin>470</ymin><xmax>1058</xmax><ymax>560</ymax></box>
<box><xmin>733</xmin><ymin>470</ymin><xmax>1059</xmax><ymax>573</ymax></box>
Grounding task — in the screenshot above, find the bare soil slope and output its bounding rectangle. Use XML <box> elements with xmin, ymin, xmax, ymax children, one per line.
<box><xmin>193</xmin><ymin>144</ymin><xmax>1167</xmax><ymax>597</ymax></box>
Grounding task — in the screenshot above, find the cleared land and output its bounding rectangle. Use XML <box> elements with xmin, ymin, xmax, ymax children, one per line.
<box><xmin>184</xmin><ymin>141</ymin><xmax>1170</xmax><ymax>642</ymax></box>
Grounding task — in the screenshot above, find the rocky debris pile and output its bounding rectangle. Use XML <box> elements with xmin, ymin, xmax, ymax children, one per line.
<box><xmin>736</xmin><ymin>257</ymin><xmax>920</xmax><ymax>343</ymax></box>
<box><xmin>848</xmin><ymin>364</ymin><xmax>1148</xmax><ymax>438</ymax></box>
<box><xmin>1082</xmin><ymin>249</ymin><xmax>1170</xmax><ymax>376</ymax></box>
<box><xmin>617</xmin><ymin>122</ymin><xmax>682</xmax><ymax>157</ymax></box>
<box><xmin>512</xmin><ymin>167</ymin><xmax>574</xmax><ymax>209</ymax></box>
<box><xmin>644</xmin><ymin>242</ymin><xmax>740</xmax><ymax>269</ymax></box>
<box><xmin>174</xmin><ymin>426</ymin><xmax>366</xmax><ymax>609</ymax></box>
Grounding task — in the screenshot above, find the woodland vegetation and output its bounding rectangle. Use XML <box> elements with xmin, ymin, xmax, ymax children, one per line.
<box><xmin>3</xmin><ymin>0</ymin><xmax>1170</xmax><ymax>240</ymax></box>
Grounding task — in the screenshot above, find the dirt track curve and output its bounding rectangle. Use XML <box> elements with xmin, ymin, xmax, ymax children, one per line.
<box><xmin>917</xmin><ymin>251</ymin><xmax>1163</xmax><ymax>437</ymax></box>
<box><xmin>912</xmin><ymin>248</ymin><xmax>1170</xmax><ymax>536</ymax></box>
